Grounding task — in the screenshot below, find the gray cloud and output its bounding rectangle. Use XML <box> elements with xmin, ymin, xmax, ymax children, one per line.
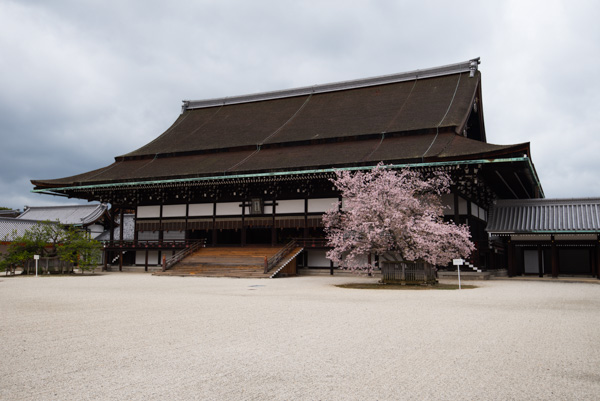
<box><xmin>1</xmin><ymin>0</ymin><xmax>599</xmax><ymax>210</ymax></box>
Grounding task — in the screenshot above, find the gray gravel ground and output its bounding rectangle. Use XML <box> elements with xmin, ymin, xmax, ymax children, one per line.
<box><xmin>1</xmin><ymin>273</ymin><xmax>599</xmax><ymax>400</ymax></box>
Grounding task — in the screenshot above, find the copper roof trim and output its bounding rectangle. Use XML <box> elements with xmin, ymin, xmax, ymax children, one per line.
<box><xmin>183</xmin><ymin>58</ymin><xmax>480</xmax><ymax>110</ymax></box>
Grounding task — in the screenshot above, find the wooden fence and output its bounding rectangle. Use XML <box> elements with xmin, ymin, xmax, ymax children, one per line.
<box><xmin>380</xmin><ymin>260</ymin><xmax>437</xmax><ymax>285</ymax></box>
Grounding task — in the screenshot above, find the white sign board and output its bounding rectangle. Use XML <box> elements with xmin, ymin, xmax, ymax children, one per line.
<box><xmin>453</xmin><ymin>259</ymin><xmax>464</xmax><ymax>289</ymax></box>
<box><xmin>33</xmin><ymin>255</ymin><xmax>40</xmax><ymax>260</ymax></box>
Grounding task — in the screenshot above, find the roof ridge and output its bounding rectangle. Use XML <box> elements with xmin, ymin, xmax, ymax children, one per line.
<box><xmin>183</xmin><ymin>58</ymin><xmax>480</xmax><ymax>111</ymax></box>
<box><xmin>23</xmin><ymin>204</ymin><xmax>99</xmax><ymax>209</ymax></box>
<box><xmin>496</xmin><ymin>198</ymin><xmax>600</xmax><ymax>205</ymax></box>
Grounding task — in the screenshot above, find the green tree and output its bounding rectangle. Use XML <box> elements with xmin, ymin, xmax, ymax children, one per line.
<box><xmin>57</xmin><ymin>226</ymin><xmax>102</xmax><ymax>274</ymax></box>
<box><xmin>1</xmin><ymin>221</ymin><xmax>102</xmax><ymax>275</ymax></box>
<box><xmin>0</xmin><ymin>231</ymin><xmax>33</xmax><ymax>274</ymax></box>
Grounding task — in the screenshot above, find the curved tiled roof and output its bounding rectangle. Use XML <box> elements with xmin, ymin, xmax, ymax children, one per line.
<box><xmin>487</xmin><ymin>198</ymin><xmax>600</xmax><ymax>233</ymax></box>
<box><xmin>121</xmin><ymin>70</ymin><xmax>479</xmax><ymax>159</ymax></box>
<box><xmin>32</xmin><ymin>134</ymin><xmax>528</xmax><ymax>188</ymax></box>
<box><xmin>0</xmin><ymin>218</ymin><xmax>48</xmax><ymax>241</ymax></box>
<box><xmin>32</xmin><ymin>58</ymin><xmax>542</xmax><ymax>197</ymax></box>
<box><xmin>17</xmin><ymin>204</ymin><xmax>108</xmax><ymax>226</ymax></box>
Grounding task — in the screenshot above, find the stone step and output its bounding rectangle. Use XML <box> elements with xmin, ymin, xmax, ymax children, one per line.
<box><xmin>157</xmin><ymin>245</ymin><xmax>289</xmax><ymax>278</ymax></box>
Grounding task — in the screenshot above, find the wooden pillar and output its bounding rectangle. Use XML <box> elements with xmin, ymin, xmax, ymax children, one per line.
<box><xmin>507</xmin><ymin>238</ymin><xmax>515</xmax><ymax>277</ymax></box>
<box><xmin>144</xmin><ymin>248</ymin><xmax>149</xmax><ymax>272</ymax></box>
<box><xmin>106</xmin><ymin>208</ymin><xmax>115</xmax><ymax>273</ymax></box>
<box><xmin>184</xmin><ymin>203</ymin><xmax>189</xmax><ymax>242</ymax></box>
<box><xmin>271</xmin><ymin>198</ymin><xmax>276</xmax><ymax>246</ymax></box>
<box><xmin>551</xmin><ymin>235</ymin><xmax>559</xmax><ymax>278</ymax></box>
<box><xmin>103</xmin><ymin>248</ymin><xmax>108</xmax><ymax>272</ymax></box>
<box><xmin>119</xmin><ymin>251</ymin><xmax>123</xmax><ymax>272</ymax></box>
<box><xmin>303</xmin><ymin>198</ymin><xmax>309</xmax><ymax>238</ymax></box>
<box><xmin>466</xmin><ymin>200</ymin><xmax>472</xmax><ymax>228</ymax></box>
<box><xmin>212</xmin><ymin>202</ymin><xmax>217</xmax><ymax>246</ymax></box>
<box><xmin>241</xmin><ymin>200</ymin><xmax>246</xmax><ymax>246</ymax></box>
<box><xmin>109</xmin><ymin>206</ymin><xmax>115</xmax><ymax>246</ymax></box>
<box><xmin>133</xmin><ymin>207</ymin><xmax>138</xmax><ymax>246</ymax></box>
<box><xmin>158</xmin><ymin>205</ymin><xmax>164</xmax><ymax>245</ymax></box>
<box><xmin>537</xmin><ymin>244</ymin><xmax>543</xmax><ymax>277</ymax></box>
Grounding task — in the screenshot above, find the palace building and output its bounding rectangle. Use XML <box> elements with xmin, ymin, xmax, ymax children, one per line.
<box><xmin>32</xmin><ymin>58</ymin><xmax>547</xmax><ymax>274</ymax></box>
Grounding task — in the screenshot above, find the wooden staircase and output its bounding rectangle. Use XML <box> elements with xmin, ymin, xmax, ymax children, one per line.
<box><xmin>154</xmin><ymin>246</ymin><xmax>292</xmax><ymax>278</ymax></box>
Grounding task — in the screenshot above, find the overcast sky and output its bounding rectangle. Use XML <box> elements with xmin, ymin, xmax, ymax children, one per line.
<box><xmin>1</xmin><ymin>0</ymin><xmax>599</xmax><ymax>210</ymax></box>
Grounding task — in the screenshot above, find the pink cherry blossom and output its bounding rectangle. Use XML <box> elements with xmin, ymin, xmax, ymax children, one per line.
<box><xmin>323</xmin><ymin>163</ymin><xmax>474</xmax><ymax>273</ymax></box>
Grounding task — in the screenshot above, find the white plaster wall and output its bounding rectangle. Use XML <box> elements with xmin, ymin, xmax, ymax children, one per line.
<box><xmin>441</xmin><ymin>194</ymin><xmax>454</xmax><ymax>215</ymax></box>
<box><xmin>163</xmin><ymin>230</ymin><xmax>185</xmax><ymax>240</ymax></box>
<box><xmin>87</xmin><ymin>224</ymin><xmax>104</xmax><ymax>239</ymax></box>
<box><xmin>478</xmin><ymin>206</ymin><xmax>487</xmax><ymax>221</ymax></box>
<box><xmin>308</xmin><ymin>198</ymin><xmax>338</xmax><ymax>213</ymax></box>
<box><xmin>135</xmin><ymin>250</ymin><xmax>160</xmax><ymax>265</ymax></box>
<box><xmin>470</xmin><ymin>202</ymin><xmax>477</xmax><ymax>216</ymax></box>
<box><xmin>276</xmin><ymin>199</ymin><xmax>304</xmax><ymax>214</ymax></box>
<box><xmin>162</xmin><ymin>204</ymin><xmax>186</xmax><ymax>217</ymax></box>
<box><xmin>216</xmin><ymin>202</ymin><xmax>242</xmax><ymax>216</ymax></box>
<box><xmin>189</xmin><ymin>203</ymin><xmax>213</xmax><ymax>216</ymax></box>
<box><xmin>137</xmin><ymin>205</ymin><xmax>160</xmax><ymax>218</ymax></box>
<box><xmin>458</xmin><ymin>197</ymin><xmax>467</xmax><ymax>215</ymax></box>
<box><xmin>138</xmin><ymin>231</ymin><xmax>159</xmax><ymax>240</ymax></box>
<box><xmin>264</xmin><ymin>205</ymin><xmax>273</xmax><ymax>215</ymax></box>
<box><xmin>306</xmin><ymin>249</ymin><xmax>331</xmax><ymax>267</ymax></box>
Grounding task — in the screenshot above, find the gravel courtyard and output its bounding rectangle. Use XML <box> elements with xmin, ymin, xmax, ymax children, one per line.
<box><xmin>1</xmin><ymin>273</ymin><xmax>599</xmax><ymax>400</ymax></box>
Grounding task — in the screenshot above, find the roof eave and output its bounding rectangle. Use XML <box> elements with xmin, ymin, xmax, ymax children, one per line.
<box><xmin>32</xmin><ymin>155</ymin><xmax>533</xmax><ymax>195</ymax></box>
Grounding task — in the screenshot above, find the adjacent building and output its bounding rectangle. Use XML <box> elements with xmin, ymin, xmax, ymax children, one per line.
<box><xmin>486</xmin><ymin>198</ymin><xmax>600</xmax><ymax>277</ymax></box>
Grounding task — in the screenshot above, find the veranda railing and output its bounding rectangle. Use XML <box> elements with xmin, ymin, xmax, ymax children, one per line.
<box><xmin>264</xmin><ymin>240</ymin><xmax>297</xmax><ymax>274</ymax></box>
<box><xmin>162</xmin><ymin>239</ymin><xmax>206</xmax><ymax>272</ymax></box>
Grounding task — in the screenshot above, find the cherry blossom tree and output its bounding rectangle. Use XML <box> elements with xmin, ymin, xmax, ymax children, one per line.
<box><xmin>323</xmin><ymin>164</ymin><xmax>474</xmax><ymax>273</ymax></box>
